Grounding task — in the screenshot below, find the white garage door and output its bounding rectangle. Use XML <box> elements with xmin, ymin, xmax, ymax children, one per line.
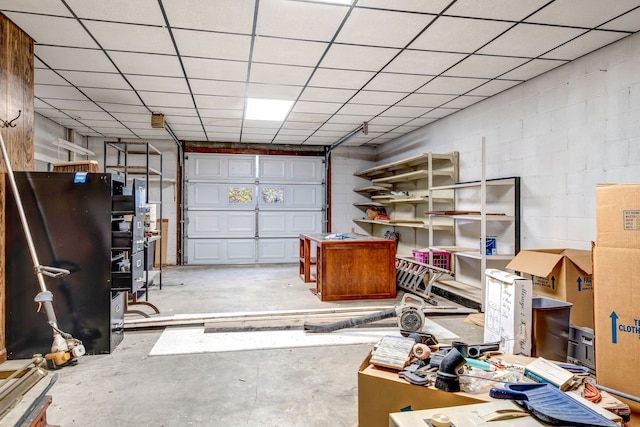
<box><xmin>185</xmin><ymin>153</ymin><xmax>325</xmax><ymax>264</ymax></box>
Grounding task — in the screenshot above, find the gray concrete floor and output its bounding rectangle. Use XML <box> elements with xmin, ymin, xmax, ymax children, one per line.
<box><xmin>6</xmin><ymin>264</ymin><xmax>484</xmax><ymax>427</ymax></box>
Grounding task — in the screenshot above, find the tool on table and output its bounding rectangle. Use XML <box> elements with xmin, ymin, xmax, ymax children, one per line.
<box><xmin>490</xmin><ymin>383</ymin><xmax>618</xmax><ymax>427</ymax></box>
<box><xmin>0</xmin><ymin>132</ymin><xmax>85</xmax><ymax>369</ymax></box>
<box><xmin>434</xmin><ymin>347</ymin><xmax>466</xmax><ymax>392</ymax></box>
<box><xmin>303</xmin><ymin>293</ymin><xmax>427</xmax><ymax>333</ymax></box>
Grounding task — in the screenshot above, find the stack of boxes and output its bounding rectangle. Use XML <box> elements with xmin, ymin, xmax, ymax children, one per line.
<box><xmin>594</xmin><ymin>184</ymin><xmax>640</xmax><ymax>408</ymax></box>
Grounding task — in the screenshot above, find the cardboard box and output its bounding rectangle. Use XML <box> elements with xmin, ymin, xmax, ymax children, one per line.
<box><xmin>596</xmin><ymin>184</ymin><xmax>640</xmax><ymax>249</ymax></box>
<box><xmin>483</xmin><ymin>269</ymin><xmax>533</xmax><ymax>355</ymax></box>
<box><xmin>593</xmin><ymin>246</ymin><xmax>640</xmax><ymax>403</ymax></box>
<box><xmin>357</xmin><ymin>354</ymin><xmax>485</xmax><ymax>427</ymax></box>
<box><xmin>506</xmin><ymin>249</ymin><xmax>593</xmax><ymax>328</ymax></box>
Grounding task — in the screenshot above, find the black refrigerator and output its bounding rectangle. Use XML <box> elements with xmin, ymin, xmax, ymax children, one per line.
<box><xmin>5</xmin><ymin>172</ymin><xmax>125</xmax><ymax>358</ymax></box>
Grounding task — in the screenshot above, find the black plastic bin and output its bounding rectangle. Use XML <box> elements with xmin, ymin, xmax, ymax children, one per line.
<box><xmin>531</xmin><ymin>297</ymin><xmax>572</xmax><ymax>361</ymax></box>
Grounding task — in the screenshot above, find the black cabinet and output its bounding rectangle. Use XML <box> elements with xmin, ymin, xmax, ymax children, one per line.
<box><xmin>5</xmin><ymin>172</ymin><xmax>128</xmax><ymax>358</ymax></box>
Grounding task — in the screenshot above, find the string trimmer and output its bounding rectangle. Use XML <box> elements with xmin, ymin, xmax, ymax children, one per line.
<box><xmin>0</xmin><ymin>131</ymin><xmax>85</xmax><ymax>369</ymax></box>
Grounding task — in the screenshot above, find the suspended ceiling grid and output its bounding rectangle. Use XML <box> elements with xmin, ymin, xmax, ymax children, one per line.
<box><xmin>1</xmin><ymin>0</ymin><xmax>639</xmax><ymax>146</ymax></box>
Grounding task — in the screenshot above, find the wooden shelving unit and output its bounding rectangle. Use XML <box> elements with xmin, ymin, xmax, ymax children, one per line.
<box><xmin>352</xmin><ymin>152</ymin><xmax>459</xmax><ymax>257</ymax></box>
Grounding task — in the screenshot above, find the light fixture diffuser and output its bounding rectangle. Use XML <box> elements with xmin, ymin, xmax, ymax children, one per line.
<box><xmin>52</xmin><ymin>138</ymin><xmax>95</xmax><ymax>156</ymax></box>
<box><xmin>245</xmin><ymin>98</ymin><xmax>294</xmax><ymax>121</ymax></box>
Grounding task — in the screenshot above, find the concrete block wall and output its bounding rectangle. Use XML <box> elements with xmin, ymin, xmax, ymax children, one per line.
<box><xmin>364</xmin><ymin>31</ymin><xmax>640</xmax><ymax>250</ymax></box>
<box><xmin>329</xmin><ymin>146</ymin><xmax>376</xmax><ymax>234</ymax></box>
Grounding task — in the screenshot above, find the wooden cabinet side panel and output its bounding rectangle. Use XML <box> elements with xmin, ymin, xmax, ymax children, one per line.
<box><xmin>0</xmin><ymin>14</ymin><xmax>35</xmax><ymax>363</ymax></box>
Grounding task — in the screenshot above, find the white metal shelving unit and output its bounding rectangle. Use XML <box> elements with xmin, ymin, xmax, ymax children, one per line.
<box><xmin>427</xmin><ymin>139</ymin><xmax>521</xmax><ymax>310</ymax></box>
<box><xmin>352</xmin><ymin>152</ymin><xmax>459</xmax><ymax>257</ymax></box>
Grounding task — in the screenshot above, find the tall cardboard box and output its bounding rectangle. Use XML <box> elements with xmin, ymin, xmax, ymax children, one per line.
<box><xmin>594</xmin><ymin>184</ymin><xmax>640</xmax><ymax>409</ymax></box>
<box><xmin>596</xmin><ymin>183</ymin><xmax>640</xmax><ymax>249</ymax></box>
<box><xmin>506</xmin><ymin>249</ymin><xmax>593</xmax><ymax>328</ymax></box>
<box><xmin>483</xmin><ymin>269</ymin><xmax>532</xmax><ymax>355</ymax></box>
<box><xmin>593</xmin><ymin>246</ymin><xmax>640</xmax><ymax>403</ymax></box>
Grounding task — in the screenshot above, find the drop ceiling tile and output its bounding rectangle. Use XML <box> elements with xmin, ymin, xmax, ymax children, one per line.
<box><xmin>167</xmin><ymin>123</ymin><xmax>203</xmax><ymax>131</ymax></box>
<box><xmin>292</xmin><ymin>101</ymin><xmax>342</xmax><ymax>115</ymax></box>
<box><xmin>207</xmin><ymin>133</ymin><xmax>241</xmax><ymax>142</ymax></box>
<box><xmin>336</xmin><ymin>8</ymin><xmax>433</xmax><ymax>48</ymax></box>
<box><xmin>242</xmin><ymin>129</ymin><xmax>278</xmax><ymax>137</ymax></box>
<box><xmin>34</xmin><ymin>69</ymin><xmax>69</xmax><ymax>86</ymax></box>
<box><xmin>287</xmin><ymin>112</ymin><xmax>331</xmax><ymax>122</ymax></box>
<box><xmin>34</xmin><ymin>104</ymin><xmax>66</xmax><ymax>115</ymax></box>
<box><xmin>273</xmin><ymin>135</ymin><xmax>308</xmax><ymax>143</ymax></box>
<box><xmin>397</xmin><ymin>93</ymin><xmax>457</xmax><ymax>107</ymax></box>
<box><xmin>364</xmin><ymin>73</ymin><xmax>434</xmax><ymax>92</ymax></box>
<box><xmin>349</xmin><ymin>90</ymin><xmax>407</xmax><ymax>105</ymax></box>
<box><xmin>203</xmin><ymin>125</ymin><xmax>241</xmax><ymax>134</ymax></box>
<box><xmin>368</xmin><ymin>116</ymin><xmax>412</xmax><ymax>126</ymax></box>
<box><xmin>36</xmin><ymin>46</ymin><xmax>116</xmax><ymax>73</ymax></box>
<box><xmin>325</xmin><ymin>114</ymin><xmax>370</xmax><ymax>124</ymax></box>
<box><xmin>127</xmin><ymin>75</ymin><xmax>190</xmax><ymax>93</ymax></box>
<box><xmin>499</xmin><ymin>59</ymin><xmax>568</xmax><ymax>80</ymax></box>
<box><xmin>478</xmin><ymin>23</ymin><xmax>586</xmax><ymax>58</ymax></box>
<box><xmin>441</xmin><ymin>95</ymin><xmax>486</xmax><ymax>109</ymax></box>
<box><xmin>445</xmin><ymin>0</ymin><xmax>552</xmax><ymax>21</ymax></box>
<box><xmin>443</xmin><ymin>55</ymin><xmax>530</xmax><ymax>79</ymax></box>
<box><xmin>190</xmin><ymin>79</ymin><xmax>245</xmax><ymax>97</ymax></box>
<box><xmin>35</xmin><ymin>84</ymin><xmax>88</xmax><ymax>101</ymax></box>
<box><xmin>199</xmin><ymin>109</ymin><xmax>244</xmax><ymax>119</ymax></box>
<box><xmin>356</xmin><ymin>0</ymin><xmax>451</xmax><ymax>13</ymax></box>
<box><xmin>250</xmin><ymin>63</ymin><xmax>314</xmax><ymax>86</ymax></box>
<box><xmin>313</xmin><ymin>129</ymin><xmax>356</xmax><ymax>138</ymax></box>
<box><xmin>600</xmin><ymin>8</ymin><xmax>640</xmax><ymax>32</ymax></box>
<box><xmin>308</xmin><ymin>69</ymin><xmax>376</xmax><ymax>90</ymax></box>
<box><xmin>132</xmin><ymin>128</ymin><xmax>171</xmax><ymax>137</ymax></box>
<box><xmin>423</xmin><ymin>108</ymin><xmax>459</xmax><ymax>118</ymax></box>
<box><xmin>300</xmin><ymin>87</ymin><xmax>357</xmax><ymax>103</ymax></box>
<box><xmin>163</xmin><ymin>0</ymin><xmax>256</xmax><ymax>32</ymax></box>
<box><xmin>410</xmin><ymin>17</ymin><xmax>512</xmax><ymax>53</ymax></box>
<box><xmin>84</xmin><ymin>21</ymin><xmax>175</xmax><ymax>55</ymax></box>
<box><xmin>80</xmin><ymin>120</ymin><xmax>128</xmax><ymax>129</ymax></box>
<box><xmin>526</xmin><ymin>0</ymin><xmax>640</xmax><ymax>28</ymax></box>
<box><xmin>122</xmin><ymin>121</ymin><xmax>154</xmax><ymax>130</ymax></box>
<box><xmin>385</xmin><ymin>50</ymin><xmax>467</xmax><ymax>75</ymax></box>
<box><xmin>257</xmin><ymin>0</ymin><xmax>348</xmax><ymax>41</ymax></box>
<box><xmin>109</xmin><ymin>51</ymin><xmax>184</xmax><ymax>77</ymax></box>
<box><xmin>97</xmin><ymin>103</ymin><xmax>149</xmax><ymax>114</ymax></box>
<box><xmin>202</xmin><ymin>118</ymin><xmax>242</xmax><ymax>127</ymax></box>
<box><xmin>466</xmin><ymin>79</ymin><xmax>521</xmax><ymax>96</ymax></box>
<box><xmin>318</xmin><ymin>122</ymin><xmax>363</xmax><ymax>132</ymax></box>
<box><xmin>321</xmin><ymin>44</ymin><xmax>400</xmax><ymax>71</ymax></box>
<box><xmin>140</xmin><ymin>91</ymin><xmax>195</xmax><ymax>108</ymax></box>
<box><xmin>44</xmin><ymin>99</ymin><xmax>102</xmax><ymax>111</ymax></box>
<box><xmin>242</xmin><ymin>135</ymin><xmax>275</xmax><ymax>143</ymax></box>
<box><xmin>246</xmin><ymin>83</ymin><xmax>303</xmax><ymax>100</ymax></box>
<box><xmin>173</xmin><ymin>29</ymin><xmax>251</xmax><ymax>61</ymax></box>
<box><xmin>62</xmin><ymin>110</ymin><xmax>115</xmax><ymax>121</ymax></box>
<box><xmin>57</xmin><ymin>71</ymin><xmax>130</xmax><ymax>89</ymax></box>
<box><xmin>112</xmin><ymin>113</ymin><xmax>149</xmax><ymax>123</ymax></box>
<box><xmin>194</xmin><ymin>95</ymin><xmax>245</xmax><ymax>110</ymax></box>
<box><xmin>541</xmin><ymin>30</ymin><xmax>629</xmax><ymax>60</ymax></box>
<box><xmin>243</xmin><ymin>120</ymin><xmax>281</xmax><ymax>129</ymax></box>
<box><xmin>304</xmin><ymin>136</ymin><xmax>338</xmax><ymax>145</ymax></box>
<box><xmin>336</xmin><ymin>103</ymin><xmax>388</xmax><ymax>116</ymax></box>
<box><xmin>379</xmin><ymin>105</ymin><xmax>431</xmax><ymax>117</ymax></box>
<box><xmin>183</xmin><ymin>57</ymin><xmax>248</xmax><ymax>81</ymax></box>
<box><xmin>65</xmin><ymin>0</ymin><xmax>165</xmax><ymax>25</ymax></box>
<box><xmin>3</xmin><ymin>13</ymin><xmax>97</xmax><ymax>48</ymax></box>
<box><xmin>394</xmin><ymin>125</ymin><xmax>422</xmax><ymax>133</ymax></box>
<box><xmin>360</xmin><ymin>123</ymin><xmax>397</xmax><ymax>133</ymax></box>
<box><xmin>164</xmin><ymin>116</ymin><xmax>202</xmax><ymax>126</ymax></box>
<box><xmin>82</xmin><ymin>88</ymin><xmax>143</xmax><ymax>104</ymax></box>
<box><xmin>253</xmin><ymin>37</ymin><xmax>328</xmax><ymax>67</ymax></box>
<box><xmin>405</xmin><ymin>117</ymin><xmax>437</xmax><ymax>127</ymax></box>
<box><xmin>417</xmin><ymin>76</ymin><xmax>490</xmax><ymax>95</ymax></box>
<box><xmin>53</xmin><ymin>118</ymin><xmax>88</xmax><ymax>128</ymax></box>
<box><xmin>0</xmin><ymin>1</ymin><xmax>72</xmax><ymax>16</ymax></box>
<box><xmin>279</xmin><ymin>126</ymin><xmax>317</xmax><ymax>135</ymax></box>
<box><xmin>176</xmin><ymin>130</ymin><xmax>208</xmax><ymax>140</ymax></box>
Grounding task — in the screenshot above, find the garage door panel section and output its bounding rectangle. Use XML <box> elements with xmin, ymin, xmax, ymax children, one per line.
<box><xmin>188</xmin><ymin>211</ymin><xmax>255</xmax><ymax>237</ymax></box>
<box><xmin>257</xmin><ymin>184</ymin><xmax>322</xmax><ymax>210</ymax></box>
<box><xmin>186</xmin><ymin>154</ymin><xmax>255</xmax><ymax>181</ymax></box>
<box><xmin>257</xmin><ymin>239</ymin><xmax>290</xmax><ymax>263</ymax></box>
<box><xmin>187</xmin><ymin>238</ymin><xmax>256</xmax><ymax>264</ymax></box>
<box><xmin>258</xmin><ymin>211</ymin><xmax>322</xmax><ymax>237</ymax></box>
<box><xmin>259</xmin><ymin>156</ymin><xmax>324</xmax><ymax>183</ymax></box>
<box><xmin>188</xmin><ymin>182</ymin><xmax>256</xmax><ymax>210</ymax></box>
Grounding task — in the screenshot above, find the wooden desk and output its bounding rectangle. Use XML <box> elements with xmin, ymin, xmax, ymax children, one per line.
<box><xmin>299</xmin><ymin>233</ymin><xmax>396</xmax><ymax>301</ymax></box>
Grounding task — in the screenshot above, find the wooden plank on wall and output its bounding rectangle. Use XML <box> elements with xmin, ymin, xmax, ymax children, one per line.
<box><xmin>0</xmin><ymin>13</ymin><xmax>35</xmax><ymax>363</ymax></box>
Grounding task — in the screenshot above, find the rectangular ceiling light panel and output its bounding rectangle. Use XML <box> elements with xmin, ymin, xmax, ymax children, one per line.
<box><xmin>245</xmin><ymin>98</ymin><xmax>294</xmax><ymax>121</ymax></box>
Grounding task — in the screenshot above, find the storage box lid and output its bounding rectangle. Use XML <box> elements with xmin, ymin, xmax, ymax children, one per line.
<box><xmin>485</xmin><ymin>268</ymin><xmax>528</xmax><ymax>284</ymax></box>
<box><xmin>506</xmin><ymin>249</ymin><xmax>592</xmax><ymax>277</ymax></box>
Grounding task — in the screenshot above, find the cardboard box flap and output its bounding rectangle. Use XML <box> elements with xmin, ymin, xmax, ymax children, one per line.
<box><xmin>506</xmin><ymin>251</ymin><xmax>564</xmax><ymax>277</ymax></box>
<box><xmin>562</xmin><ymin>249</ymin><xmax>593</xmax><ymax>275</ymax></box>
